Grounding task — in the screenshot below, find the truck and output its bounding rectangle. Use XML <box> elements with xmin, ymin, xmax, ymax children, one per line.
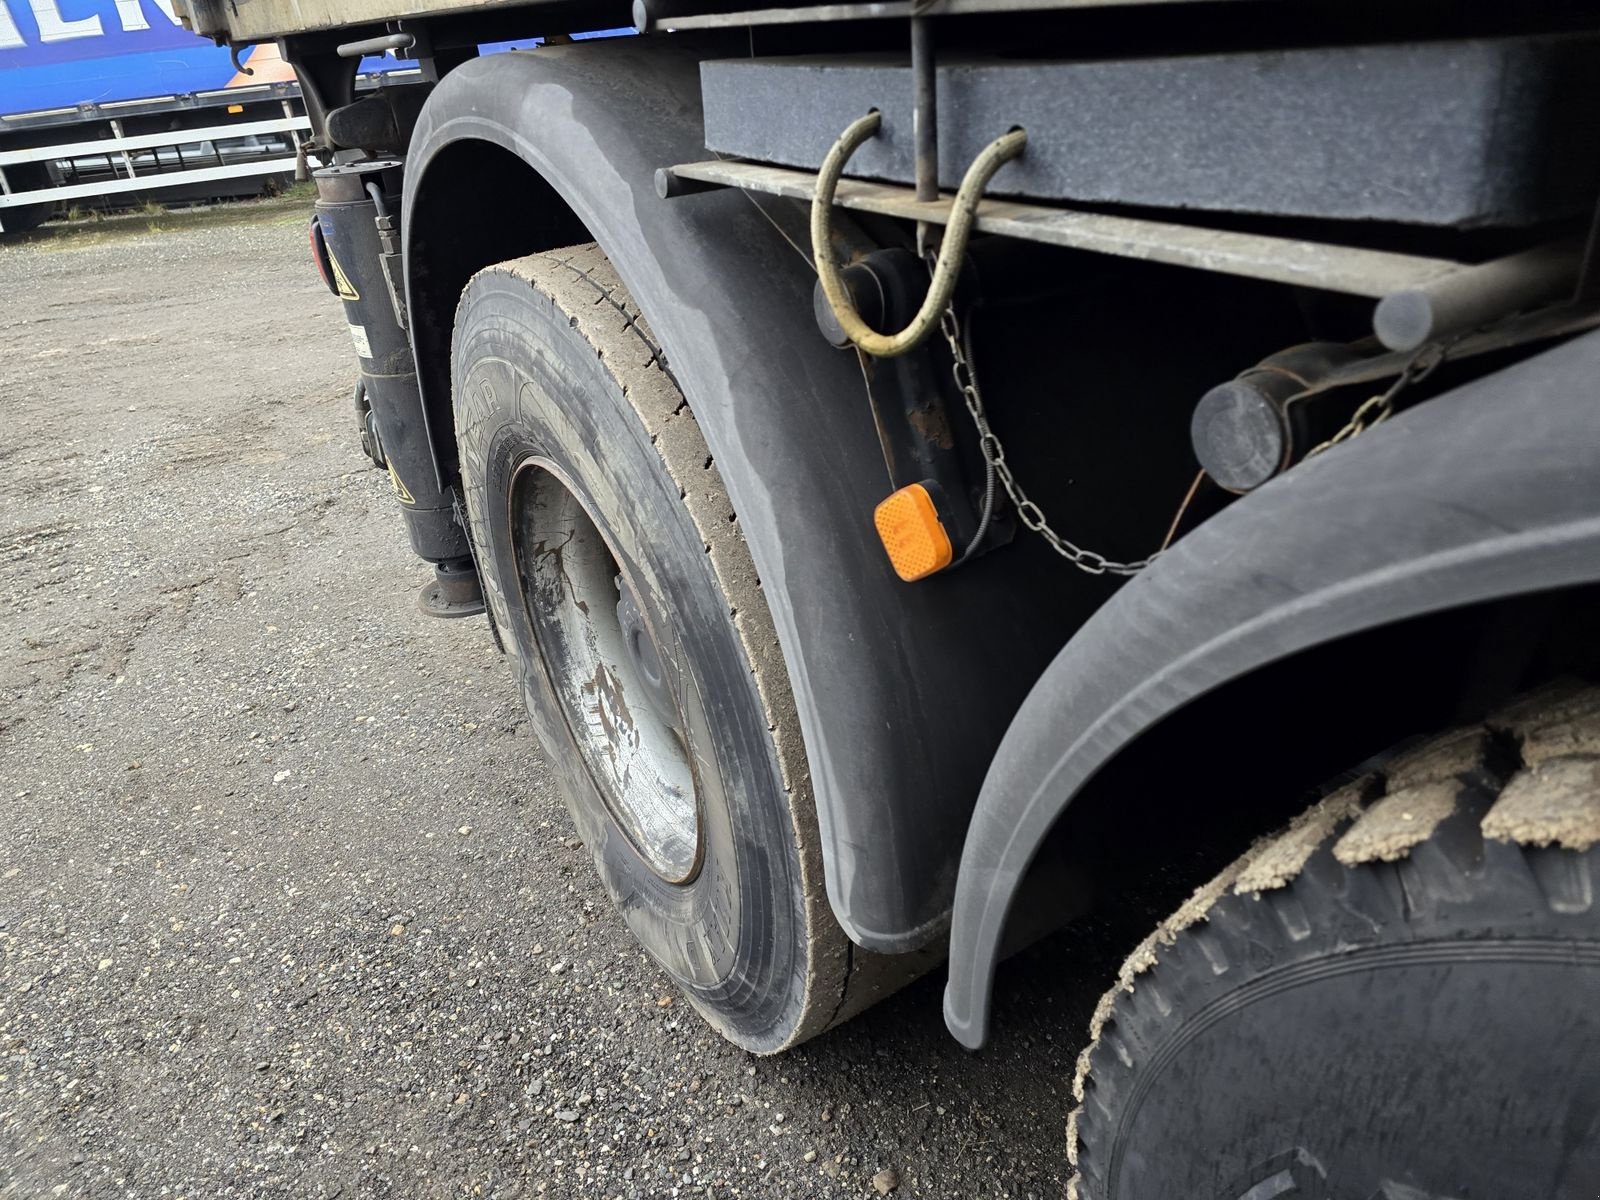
<box><xmin>0</xmin><ymin>0</ymin><xmax>414</xmax><ymax>232</ymax></box>
<box><xmin>174</xmin><ymin>0</ymin><xmax>1600</xmax><ymax>1193</ymax></box>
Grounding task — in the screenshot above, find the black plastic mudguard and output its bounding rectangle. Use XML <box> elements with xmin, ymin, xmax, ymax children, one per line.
<box><xmin>400</xmin><ymin>40</ymin><xmax>1069</xmax><ymax>952</ymax></box>
<box><xmin>943</xmin><ymin>327</ymin><xmax>1600</xmax><ymax>1048</ymax></box>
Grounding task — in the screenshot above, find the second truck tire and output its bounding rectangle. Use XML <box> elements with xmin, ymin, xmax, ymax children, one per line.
<box><xmin>1069</xmin><ymin>684</ymin><xmax>1600</xmax><ymax>1199</ymax></box>
<box><xmin>452</xmin><ymin>243</ymin><xmax>893</xmax><ymax>1053</ymax></box>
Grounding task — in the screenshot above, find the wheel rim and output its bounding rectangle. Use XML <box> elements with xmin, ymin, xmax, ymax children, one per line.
<box><xmin>508</xmin><ymin>457</ymin><xmax>704</xmax><ymax>884</ymax></box>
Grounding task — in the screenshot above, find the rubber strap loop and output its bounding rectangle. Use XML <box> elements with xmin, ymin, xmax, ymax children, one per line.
<box><xmin>810</xmin><ymin>111</ymin><xmax>1027</xmax><ymax>358</ymax></box>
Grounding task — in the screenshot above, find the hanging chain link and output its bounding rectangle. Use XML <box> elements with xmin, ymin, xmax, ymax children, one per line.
<box><xmin>1302</xmin><ymin>341</ymin><xmax>1449</xmax><ymax>460</ymax></box>
<box><xmin>929</xmin><ymin>267</ymin><xmax>1451</xmax><ymax>575</ymax></box>
<box><xmin>932</xmin><ymin>283</ymin><xmax>1155</xmax><ymax>577</ymax></box>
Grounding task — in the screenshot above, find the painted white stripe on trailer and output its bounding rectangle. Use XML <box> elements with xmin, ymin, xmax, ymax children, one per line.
<box><xmin>0</xmin><ymin>117</ymin><xmax>311</xmax><ymax>167</ymax></box>
<box><xmin>0</xmin><ymin>157</ymin><xmax>301</xmax><ymax>206</ymax></box>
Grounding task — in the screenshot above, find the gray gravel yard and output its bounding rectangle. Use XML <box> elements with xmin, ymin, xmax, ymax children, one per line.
<box><xmin>0</xmin><ymin>201</ymin><xmax>1115</xmax><ymax>1200</ymax></box>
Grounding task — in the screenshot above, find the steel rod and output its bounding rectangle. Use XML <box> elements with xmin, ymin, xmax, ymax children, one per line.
<box><xmin>1373</xmin><ymin>238</ymin><xmax>1582</xmax><ymax>352</ymax></box>
<box><xmin>665</xmin><ymin>158</ymin><xmax>1464</xmax><ymax>298</ymax></box>
<box><xmin>911</xmin><ymin>15</ymin><xmax>937</xmax><ymax>204</ymax></box>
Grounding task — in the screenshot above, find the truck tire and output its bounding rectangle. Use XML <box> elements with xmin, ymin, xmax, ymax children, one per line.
<box><xmin>451</xmin><ymin>244</ymin><xmax>894</xmax><ymax>1053</ymax></box>
<box><xmin>0</xmin><ymin>164</ymin><xmax>54</xmax><ymax>236</ymax></box>
<box><xmin>1069</xmin><ymin>684</ymin><xmax>1600</xmax><ymax>1200</ymax></box>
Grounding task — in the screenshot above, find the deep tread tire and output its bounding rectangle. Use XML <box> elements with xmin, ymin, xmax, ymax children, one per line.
<box><xmin>1070</xmin><ymin>684</ymin><xmax>1600</xmax><ymax>1200</ymax></box>
<box><xmin>452</xmin><ymin>244</ymin><xmax>903</xmax><ymax>1052</ymax></box>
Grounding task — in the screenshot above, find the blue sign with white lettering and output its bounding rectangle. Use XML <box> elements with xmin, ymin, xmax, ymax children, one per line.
<box><xmin>0</xmin><ymin>0</ymin><xmax>273</xmax><ymax>117</ymax></box>
<box><xmin>0</xmin><ymin>1</ymin><xmax>636</xmax><ymax>121</ymax></box>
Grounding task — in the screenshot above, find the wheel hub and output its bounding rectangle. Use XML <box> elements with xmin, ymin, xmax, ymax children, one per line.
<box><xmin>509</xmin><ymin>458</ymin><xmax>703</xmax><ymax>884</ymax></box>
<box><xmin>615</xmin><ymin>573</ymin><xmax>683</xmax><ymax>740</ymax></box>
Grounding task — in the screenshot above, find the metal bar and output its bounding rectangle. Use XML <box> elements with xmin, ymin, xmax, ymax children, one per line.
<box><xmin>109</xmin><ymin>119</ymin><xmax>138</xmax><ymax>182</ymax></box>
<box><xmin>661</xmin><ymin>0</ymin><xmax>1233</xmax><ymax>29</ymax></box>
<box><xmin>1316</xmin><ymin>304</ymin><xmax>1600</xmax><ymax>396</ymax></box>
<box><xmin>654</xmin><ymin>166</ymin><xmax>724</xmax><ymax>198</ymax></box>
<box><xmin>337</xmin><ymin>31</ymin><xmax>416</xmax><ymax>56</ymax></box>
<box><xmin>0</xmin><ymin>81</ymin><xmax>298</xmax><ymax>136</ymax></box>
<box><xmin>0</xmin><ymin>117</ymin><xmax>311</xmax><ymax>167</ymax></box>
<box><xmin>910</xmin><ymin>15</ymin><xmax>937</xmax><ymax>203</ymax></box>
<box><xmin>666</xmin><ymin>159</ymin><xmax>1465</xmax><ymax>297</ymax></box>
<box><xmin>0</xmin><ymin>157</ymin><xmax>301</xmax><ymax>207</ymax></box>
<box><xmin>1372</xmin><ymin>238</ymin><xmax>1583</xmax><ymax>352</ymax></box>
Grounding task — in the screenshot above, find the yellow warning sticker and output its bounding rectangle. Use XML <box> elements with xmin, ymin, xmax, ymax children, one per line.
<box><xmin>328</xmin><ymin>247</ymin><xmax>360</xmax><ymax>301</ymax></box>
<box><xmin>387</xmin><ymin>460</ymin><xmax>416</xmax><ymax>506</ymax></box>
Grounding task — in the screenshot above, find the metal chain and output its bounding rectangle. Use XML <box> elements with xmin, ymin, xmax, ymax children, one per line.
<box><xmin>1303</xmin><ymin>341</ymin><xmax>1449</xmax><ymax>460</ymax></box>
<box><xmin>932</xmin><ymin>275</ymin><xmax>1450</xmax><ymax>572</ymax></box>
<box><xmin>932</xmin><ymin>287</ymin><xmax>1155</xmax><ymax>577</ymax></box>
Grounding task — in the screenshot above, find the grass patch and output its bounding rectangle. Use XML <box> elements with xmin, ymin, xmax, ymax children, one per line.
<box><xmin>6</xmin><ymin>190</ymin><xmax>317</xmax><ymax>250</ymax></box>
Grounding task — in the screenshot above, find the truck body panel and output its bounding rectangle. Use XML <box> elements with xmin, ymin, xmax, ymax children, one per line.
<box><xmin>182</xmin><ymin>0</ymin><xmax>547</xmax><ymax>40</ymax></box>
<box><xmin>701</xmin><ymin>39</ymin><xmax>1600</xmax><ymax>227</ymax></box>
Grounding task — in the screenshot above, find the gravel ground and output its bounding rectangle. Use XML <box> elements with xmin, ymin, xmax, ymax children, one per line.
<box><xmin>1</xmin><ymin>201</ymin><xmax>1123</xmax><ymax>1200</ymax></box>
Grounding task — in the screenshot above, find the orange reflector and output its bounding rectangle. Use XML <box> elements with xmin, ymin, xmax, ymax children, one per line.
<box><xmin>874</xmin><ymin>483</ymin><xmax>954</xmax><ymax>582</ymax></box>
<box><xmin>227</xmin><ymin>103</ymin><xmax>244</xmax><ymax>114</ymax></box>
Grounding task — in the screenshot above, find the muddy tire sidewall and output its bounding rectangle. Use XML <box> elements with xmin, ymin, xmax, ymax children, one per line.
<box><xmin>452</xmin><ymin>262</ymin><xmax>816</xmax><ymax>1052</ymax></box>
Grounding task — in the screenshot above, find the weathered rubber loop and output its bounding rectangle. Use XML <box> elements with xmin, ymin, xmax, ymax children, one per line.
<box><xmin>809</xmin><ymin>112</ymin><xmax>1026</xmax><ymax>358</ymax></box>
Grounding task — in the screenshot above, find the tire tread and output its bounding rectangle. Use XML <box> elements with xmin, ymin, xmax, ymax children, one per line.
<box><xmin>1068</xmin><ymin>684</ymin><xmax>1600</xmax><ymax>1200</ymax></box>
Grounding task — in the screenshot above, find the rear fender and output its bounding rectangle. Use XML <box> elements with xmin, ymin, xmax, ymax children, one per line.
<box><xmin>943</xmin><ymin>328</ymin><xmax>1600</xmax><ymax>1048</ymax></box>
<box><xmin>401</xmin><ymin>41</ymin><xmax>1069</xmax><ymax>951</ymax></box>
